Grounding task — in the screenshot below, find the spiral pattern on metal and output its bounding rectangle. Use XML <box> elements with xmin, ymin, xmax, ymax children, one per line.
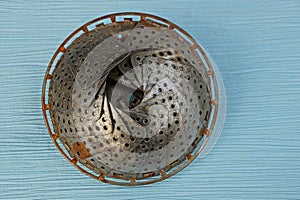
<box><xmin>42</xmin><ymin>12</ymin><xmax>226</xmax><ymax>186</ymax></box>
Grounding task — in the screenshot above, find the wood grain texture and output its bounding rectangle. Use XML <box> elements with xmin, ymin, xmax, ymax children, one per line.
<box><xmin>0</xmin><ymin>0</ymin><xmax>299</xmax><ymax>199</ymax></box>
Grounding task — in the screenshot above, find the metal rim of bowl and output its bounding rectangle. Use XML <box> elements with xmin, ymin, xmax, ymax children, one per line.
<box><xmin>42</xmin><ymin>12</ymin><xmax>220</xmax><ymax>186</ymax></box>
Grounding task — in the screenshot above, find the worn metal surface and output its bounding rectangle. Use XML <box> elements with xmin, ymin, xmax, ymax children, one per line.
<box><xmin>44</xmin><ymin>13</ymin><xmax>222</xmax><ymax>185</ymax></box>
<box><xmin>0</xmin><ymin>0</ymin><xmax>300</xmax><ymax>199</ymax></box>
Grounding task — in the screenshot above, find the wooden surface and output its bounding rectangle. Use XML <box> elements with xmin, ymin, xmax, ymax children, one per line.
<box><xmin>0</xmin><ymin>0</ymin><xmax>299</xmax><ymax>199</ymax></box>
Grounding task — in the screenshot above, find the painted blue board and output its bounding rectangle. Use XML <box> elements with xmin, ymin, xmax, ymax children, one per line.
<box><xmin>0</xmin><ymin>0</ymin><xmax>299</xmax><ymax>199</ymax></box>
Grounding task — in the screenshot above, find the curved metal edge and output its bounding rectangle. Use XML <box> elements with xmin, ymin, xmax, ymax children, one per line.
<box><xmin>41</xmin><ymin>12</ymin><xmax>223</xmax><ymax>186</ymax></box>
<box><xmin>198</xmin><ymin>50</ymin><xmax>226</xmax><ymax>158</ymax></box>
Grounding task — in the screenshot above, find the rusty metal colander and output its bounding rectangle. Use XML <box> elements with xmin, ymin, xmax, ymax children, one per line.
<box><xmin>42</xmin><ymin>12</ymin><xmax>226</xmax><ymax>186</ymax></box>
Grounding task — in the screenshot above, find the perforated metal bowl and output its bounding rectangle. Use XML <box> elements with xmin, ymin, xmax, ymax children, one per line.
<box><xmin>42</xmin><ymin>12</ymin><xmax>226</xmax><ymax>186</ymax></box>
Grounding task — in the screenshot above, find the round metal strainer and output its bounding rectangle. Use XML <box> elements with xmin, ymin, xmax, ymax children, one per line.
<box><xmin>42</xmin><ymin>12</ymin><xmax>226</xmax><ymax>186</ymax></box>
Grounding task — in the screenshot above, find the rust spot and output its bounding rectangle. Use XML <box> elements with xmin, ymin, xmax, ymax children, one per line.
<box><xmin>82</xmin><ymin>26</ymin><xmax>89</xmax><ymax>33</ymax></box>
<box><xmin>73</xmin><ymin>142</ymin><xmax>90</xmax><ymax>159</ymax></box>
<box><xmin>110</xmin><ymin>15</ymin><xmax>116</xmax><ymax>22</ymax></box>
<box><xmin>98</xmin><ymin>172</ymin><xmax>106</xmax><ymax>182</ymax></box>
<box><xmin>43</xmin><ymin>104</ymin><xmax>50</xmax><ymax>110</ymax></box>
<box><xmin>160</xmin><ymin>170</ymin><xmax>167</xmax><ymax>177</ymax></box>
<box><xmin>211</xmin><ymin>100</ymin><xmax>218</xmax><ymax>106</ymax></box>
<box><xmin>143</xmin><ymin>172</ymin><xmax>155</xmax><ymax>178</ymax></box>
<box><xmin>59</xmin><ymin>46</ymin><xmax>66</xmax><ymax>52</ymax></box>
<box><xmin>199</xmin><ymin>127</ymin><xmax>209</xmax><ymax>136</ymax></box>
<box><xmin>45</xmin><ymin>74</ymin><xmax>52</xmax><ymax>80</ymax></box>
<box><xmin>186</xmin><ymin>153</ymin><xmax>192</xmax><ymax>161</ymax></box>
<box><xmin>130</xmin><ymin>178</ymin><xmax>136</xmax><ymax>184</ymax></box>
<box><xmin>207</xmin><ymin>70</ymin><xmax>214</xmax><ymax>77</ymax></box>
<box><xmin>71</xmin><ymin>158</ymin><xmax>78</xmax><ymax>164</ymax></box>
<box><xmin>85</xmin><ymin>162</ymin><xmax>95</xmax><ymax>170</ymax></box>
<box><xmin>51</xmin><ymin>133</ymin><xmax>59</xmax><ymax>140</ymax></box>
<box><xmin>113</xmin><ymin>173</ymin><xmax>123</xmax><ymax>179</ymax></box>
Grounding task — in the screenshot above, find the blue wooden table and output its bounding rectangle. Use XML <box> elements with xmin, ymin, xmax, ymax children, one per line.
<box><xmin>0</xmin><ymin>1</ymin><xmax>299</xmax><ymax>199</ymax></box>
